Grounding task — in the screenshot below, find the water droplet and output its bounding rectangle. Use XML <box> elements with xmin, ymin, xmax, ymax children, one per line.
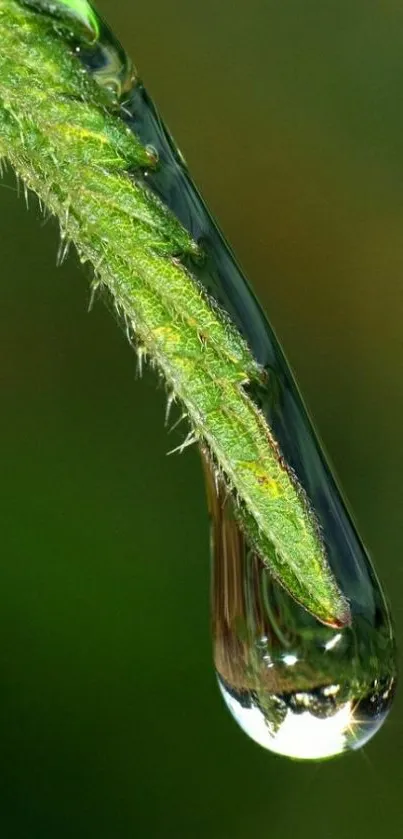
<box><xmin>206</xmin><ymin>462</ymin><xmax>396</xmax><ymax>760</ymax></box>
<box><xmin>42</xmin><ymin>4</ymin><xmax>397</xmax><ymax>756</ymax></box>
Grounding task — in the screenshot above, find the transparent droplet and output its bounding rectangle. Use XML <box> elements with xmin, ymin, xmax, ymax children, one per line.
<box><xmin>44</xmin><ymin>4</ymin><xmax>397</xmax><ymax>757</ymax></box>
<box><xmin>205</xmin><ymin>462</ymin><xmax>396</xmax><ymax>760</ymax></box>
<box><xmin>22</xmin><ymin>0</ymin><xmax>136</xmax><ymax>98</ymax></box>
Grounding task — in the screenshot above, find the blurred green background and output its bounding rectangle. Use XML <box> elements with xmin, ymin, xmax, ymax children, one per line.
<box><xmin>1</xmin><ymin>0</ymin><xmax>403</xmax><ymax>836</ymax></box>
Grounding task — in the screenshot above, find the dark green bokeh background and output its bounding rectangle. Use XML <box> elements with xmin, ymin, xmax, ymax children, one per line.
<box><xmin>1</xmin><ymin>1</ymin><xmax>403</xmax><ymax>835</ymax></box>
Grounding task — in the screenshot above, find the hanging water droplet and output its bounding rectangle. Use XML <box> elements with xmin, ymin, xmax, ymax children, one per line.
<box><xmin>205</xmin><ymin>461</ymin><xmax>396</xmax><ymax>760</ymax></box>
<box><xmin>40</xmin><ymin>2</ymin><xmax>397</xmax><ymax>755</ymax></box>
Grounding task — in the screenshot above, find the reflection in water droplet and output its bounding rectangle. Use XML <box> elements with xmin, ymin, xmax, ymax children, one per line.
<box><xmin>22</xmin><ymin>0</ymin><xmax>100</xmax><ymax>37</ymax></box>
<box><xmin>144</xmin><ymin>144</ymin><xmax>159</xmax><ymax>167</ymax></box>
<box><xmin>22</xmin><ymin>0</ymin><xmax>135</xmax><ymax>98</ymax></box>
<box><xmin>205</xmin><ymin>462</ymin><xmax>396</xmax><ymax>760</ymax></box>
<box><xmin>30</xmin><ymin>0</ymin><xmax>397</xmax><ymax>757</ymax></box>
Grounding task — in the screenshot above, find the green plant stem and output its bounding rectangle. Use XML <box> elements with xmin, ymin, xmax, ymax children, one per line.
<box><xmin>0</xmin><ymin>0</ymin><xmax>350</xmax><ymax>627</ymax></box>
